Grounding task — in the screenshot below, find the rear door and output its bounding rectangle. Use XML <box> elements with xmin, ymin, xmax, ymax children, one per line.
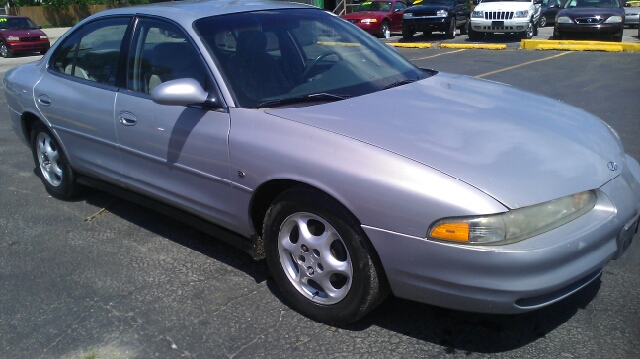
<box><xmin>34</xmin><ymin>17</ymin><xmax>131</xmax><ymax>180</ymax></box>
<box><xmin>114</xmin><ymin>17</ymin><xmax>236</xmax><ymax>228</ymax></box>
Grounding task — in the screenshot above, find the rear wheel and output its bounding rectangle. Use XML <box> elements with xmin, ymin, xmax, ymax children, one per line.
<box><xmin>31</xmin><ymin>122</ymin><xmax>81</xmax><ymax>199</ymax></box>
<box><xmin>1</xmin><ymin>42</ymin><xmax>13</xmax><ymax>58</ymax></box>
<box><xmin>263</xmin><ymin>187</ymin><xmax>388</xmax><ymax>325</ymax></box>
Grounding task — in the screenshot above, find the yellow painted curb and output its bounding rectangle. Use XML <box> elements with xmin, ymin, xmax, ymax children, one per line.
<box><xmin>386</xmin><ymin>42</ymin><xmax>432</xmax><ymax>48</ymax></box>
<box><xmin>440</xmin><ymin>43</ymin><xmax>507</xmax><ymax>50</ymax></box>
<box><xmin>521</xmin><ymin>40</ymin><xmax>640</xmax><ymax>52</ymax></box>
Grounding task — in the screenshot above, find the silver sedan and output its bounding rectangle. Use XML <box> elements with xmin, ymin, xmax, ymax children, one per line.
<box><xmin>4</xmin><ymin>0</ymin><xmax>640</xmax><ymax>325</ymax></box>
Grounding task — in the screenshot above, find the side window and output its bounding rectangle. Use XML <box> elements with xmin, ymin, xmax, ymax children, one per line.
<box><xmin>50</xmin><ymin>17</ymin><xmax>129</xmax><ymax>85</ymax></box>
<box><xmin>393</xmin><ymin>2</ymin><xmax>406</xmax><ymax>11</ymax></box>
<box><xmin>127</xmin><ymin>18</ymin><xmax>207</xmax><ymax>94</ymax></box>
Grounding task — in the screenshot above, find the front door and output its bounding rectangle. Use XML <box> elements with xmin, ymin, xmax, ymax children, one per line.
<box><xmin>114</xmin><ymin>17</ymin><xmax>235</xmax><ymax>228</ymax></box>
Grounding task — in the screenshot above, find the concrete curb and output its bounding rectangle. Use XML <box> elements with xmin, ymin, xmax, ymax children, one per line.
<box><xmin>386</xmin><ymin>42</ymin><xmax>432</xmax><ymax>48</ymax></box>
<box><xmin>441</xmin><ymin>43</ymin><xmax>507</xmax><ymax>50</ymax></box>
<box><xmin>521</xmin><ymin>40</ymin><xmax>640</xmax><ymax>52</ymax></box>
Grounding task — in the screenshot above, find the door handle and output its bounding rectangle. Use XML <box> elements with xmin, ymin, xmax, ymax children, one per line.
<box><xmin>38</xmin><ymin>95</ymin><xmax>51</xmax><ymax>106</ymax></box>
<box><xmin>119</xmin><ymin>111</ymin><xmax>137</xmax><ymax>126</ymax></box>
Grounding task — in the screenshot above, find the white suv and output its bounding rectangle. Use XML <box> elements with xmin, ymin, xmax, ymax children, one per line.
<box><xmin>468</xmin><ymin>0</ymin><xmax>542</xmax><ymax>40</ymax></box>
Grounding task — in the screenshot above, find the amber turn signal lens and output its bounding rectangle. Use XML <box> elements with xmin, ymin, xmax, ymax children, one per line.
<box><xmin>430</xmin><ymin>222</ymin><xmax>469</xmax><ymax>242</ymax></box>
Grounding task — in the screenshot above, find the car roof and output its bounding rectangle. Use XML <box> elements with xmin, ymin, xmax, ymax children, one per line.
<box><xmin>83</xmin><ymin>0</ymin><xmax>315</xmax><ymax>27</ymax></box>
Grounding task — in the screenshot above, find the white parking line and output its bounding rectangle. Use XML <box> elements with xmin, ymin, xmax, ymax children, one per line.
<box><xmin>474</xmin><ymin>52</ymin><xmax>572</xmax><ymax>78</ymax></box>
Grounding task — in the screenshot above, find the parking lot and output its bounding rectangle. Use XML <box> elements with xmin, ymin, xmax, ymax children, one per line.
<box><xmin>1</xmin><ymin>27</ymin><xmax>640</xmax><ymax>359</ymax></box>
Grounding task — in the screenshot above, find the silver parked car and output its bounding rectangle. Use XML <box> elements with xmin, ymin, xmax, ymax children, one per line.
<box><xmin>4</xmin><ymin>0</ymin><xmax>640</xmax><ymax>324</ymax></box>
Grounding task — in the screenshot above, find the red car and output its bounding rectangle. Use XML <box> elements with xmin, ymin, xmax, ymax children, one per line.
<box><xmin>341</xmin><ymin>0</ymin><xmax>408</xmax><ymax>37</ymax></box>
<box><xmin>0</xmin><ymin>15</ymin><xmax>50</xmax><ymax>58</ymax></box>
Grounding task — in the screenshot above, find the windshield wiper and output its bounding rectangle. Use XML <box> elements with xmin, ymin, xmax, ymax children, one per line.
<box><xmin>257</xmin><ymin>93</ymin><xmax>351</xmax><ymax>108</ymax></box>
<box><xmin>383</xmin><ymin>79</ymin><xmax>418</xmax><ymax>90</ymax></box>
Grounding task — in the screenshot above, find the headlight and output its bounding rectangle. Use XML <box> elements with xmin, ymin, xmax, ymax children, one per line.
<box><xmin>403</xmin><ymin>13</ymin><xmax>414</xmax><ymax>19</ymax></box>
<box><xmin>556</xmin><ymin>16</ymin><xmax>573</xmax><ymax>24</ymax></box>
<box><xmin>472</xmin><ymin>11</ymin><xmax>484</xmax><ymax>18</ymax></box>
<box><xmin>361</xmin><ymin>18</ymin><xmax>378</xmax><ymax>23</ymax></box>
<box><xmin>437</xmin><ymin>10</ymin><xmax>448</xmax><ymax>17</ymax></box>
<box><xmin>40</xmin><ymin>35</ymin><xmax>49</xmax><ymax>40</ymax></box>
<box><xmin>428</xmin><ymin>191</ymin><xmax>597</xmax><ymax>245</ymax></box>
<box><xmin>514</xmin><ymin>10</ymin><xmax>529</xmax><ymax>18</ymax></box>
<box><xmin>5</xmin><ymin>36</ymin><xmax>19</xmax><ymax>42</ymax></box>
<box><xmin>604</xmin><ymin>16</ymin><xmax>622</xmax><ymax>24</ymax></box>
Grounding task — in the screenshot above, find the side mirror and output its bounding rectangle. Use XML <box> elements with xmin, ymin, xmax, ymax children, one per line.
<box><xmin>151</xmin><ymin>78</ymin><xmax>214</xmax><ymax>107</ymax></box>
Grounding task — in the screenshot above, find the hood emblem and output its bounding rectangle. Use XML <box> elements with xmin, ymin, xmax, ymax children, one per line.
<box><xmin>607</xmin><ymin>161</ymin><xmax>618</xmax><ymax>171</ymax></box>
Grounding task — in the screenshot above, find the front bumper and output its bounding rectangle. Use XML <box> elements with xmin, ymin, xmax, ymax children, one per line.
<box><xmin>555</xmin><ymin>23</ymin><xmax>623</xmax><ymax>36</ymax></box>
<box><xmin>470</xmin><ymin>18</ymin><xmax>530</xmax><ymax>33</ymax></box>
<box><xmin>6</xmin><ymin>40</ymin><xmax>50</xmax><ymax>54</ymax></box>
<box><xmin>403</xmin><ymin>17</ymin><xmax>451</xmax><ymax>33</ymax></box>
<box><xmin>364</xmin><ymin>155</ymin><xmax>640</xmax><ymax>314</ymax></box>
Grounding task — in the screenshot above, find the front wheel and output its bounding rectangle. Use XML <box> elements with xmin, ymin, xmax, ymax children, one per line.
<box><xmin>521</xmin><ymin>20</ymin><xmax>534</xmax><ymax>39</ymax></box>
<box><xmin>31</xmin><ymin>122</ymin><xmax>81</xmax><ymax>199</ymax></box>
<box><xmin>402</xmin><ymin>29</ymin><xmax>414</xmax><ymax>40</ymax></box>
<box><xmin>263</xmin><ymin>187</ymin><xmax>388</xmax><ymax>325</ymax></box>
<box><xmin>1</xmin><ymin>42</ymin><xmax>13</xmax><ymax>58</ymax></box>
<box><xmin>445</xmin><ymin>18</ymin><xmax>456</xmax><ymax>39</ymax></box>
<box><xmin>539</xmin><ymin>15</ymin><xmax>547</xmax><ymax>28</ymax></box>
<box><xmin>378</xmin><ymin>20</ymin><xmax>390</xmax><ymax>38</ymax></box>
<box><xmin>468</xmin><ymin>26</ymin><xmax>483</xmax><ymax>41</ymax></box>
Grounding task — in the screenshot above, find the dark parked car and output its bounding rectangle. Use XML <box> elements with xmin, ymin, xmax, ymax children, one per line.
<box><xmin>402</xmin><ymin>0</ymin><xmax>470</xmax><ymax>39</ymax></box>
<box><xmin>0</xmin><ymin>15</ymin><xmax>50</xmax><ymax>58</ymax></box>
<box><xmin>539</xmin><ymin>0</ymin><xmax>564</xmax><ymax>27</ymax></box>
<box><xmin>341</xmin><ymin>0</ymin><xmax>408</xmax><ymax>37</ymax></box>
<box><xmin>554</xmin><ymin>0</ymin><xmax>625</xmax><ymax>41</ymax></box>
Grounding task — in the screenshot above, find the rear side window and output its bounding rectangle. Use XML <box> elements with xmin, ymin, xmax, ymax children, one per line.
<box><xmin>50</xmin><ymin>17</ymin><xmax>130</xmax><ymax>86</ymax></box>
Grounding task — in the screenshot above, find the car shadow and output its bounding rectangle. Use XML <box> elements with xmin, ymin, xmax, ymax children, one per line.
<box><xmin>78</xmin><ymin>187</ymin><xmax>600</xmax><ymax>353</ymax></box>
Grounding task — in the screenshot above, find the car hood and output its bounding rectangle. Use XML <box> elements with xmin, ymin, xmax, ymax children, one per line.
<box><xmin>475</xmin><ymin>2</ymin><xmax>532</xmax><ymax>11</ymax></box>
<box><xmin>265</xmin><ymin>73</ymin><xmax>625</xmax><ymax>209</ymax></box>
<box><xmin>557</xmin><ymin>7</ymin><xmax>624</xmax><ymax>18</ymax></box>
<box><xmin>342</xmin><ymin>11</ymin><xmax>386</xmax><ymax>20</ymax></box>
<box><xmin>0</xmin><ymin>28</ymin><xmax>46</xmax><ymax>37</ymax></box>
<box><xmin>405</xmin><ymin>4</ymin><xmax>454</xmax><ymax>12</ymax></box>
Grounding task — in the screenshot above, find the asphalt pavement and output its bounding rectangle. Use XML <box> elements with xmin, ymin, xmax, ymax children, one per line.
<box><xmin>1</xmin><ymin>27</ymin><xmax>639</xmax><ymax>359</ymax></box>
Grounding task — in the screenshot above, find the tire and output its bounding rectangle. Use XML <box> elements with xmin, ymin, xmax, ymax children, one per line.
<box><xmin>460</xmin><ymin>21</ymin><xmax>468</xmax><ymax>35</ymax></box>
<box><xmin>263</xmin><ymin>187</ymin><xmax>388</xmax><ymax>325</ymax></box>
<box><xmin>613</xmin><ymin>33</ymin><xmax>623</xmax><ymax>42</ymax></box>
<box><xmin>402</xmin><ymin>29</ymin><xmax>414</xmax><ymax>40</ymax></box>
<box><xmin>468</xmin><ymin>26</ymin><xmax>483</xmax><ymax>41</ymax></box>
<box><xmin>31</xmin><ymin>122</ymin><xmax>81</xmax><ymax>199</ymax></box>
<box><xmin>1</xmin><ymin>42</ymin><xmax>13</xmax><ymax>58</ymax></box>
<box><xmin>532</xmin><ymin>19</ymin><xmax>539</xmax><ymax>36</ymax></box>
<box><xmin>445</xmin><ymin>18</ymin><xmax>456</xmax><ymax>39</ymax></box>
<box><xmin>521</xmin><ymin>20</ymin><xmax>534</xmax><ymax>39</ymax></box>
<box><xmin>379</xmin><ymin>20</ymin><xmax>390</xmax><ymax>38</ymax></box>
<box><xmin>539</xmin><ymin>15</ymin><xmax>547</xmax><ymax>28</ymax></box>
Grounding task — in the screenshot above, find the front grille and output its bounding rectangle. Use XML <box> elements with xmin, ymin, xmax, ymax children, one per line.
<box><xmin>575</xmin><ymin>17</ymin><xmax>604</xmax><ymax>24</ymax></box>
<box><xmin>484</xmin><ymin>11</ymin><xmax>514</xmax><ymax>20</ymax></box>
<box><xmin>413</xmin><ymin>11</ymin><xmax>438</xmax><ymax>17</ymax></box>
<box><xmin>482</xmin><ymin>26</ymin><xmax>516</xmax><ymax>31</ymax></box>
<box><xmin>19</xmin><ymin>36</ymin><xmax>41</xmax><ymax>42</ymax></box>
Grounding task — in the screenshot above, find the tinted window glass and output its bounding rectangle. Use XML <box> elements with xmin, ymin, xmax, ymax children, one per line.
<box><xmin>195</xmin><ymin>9</ymin><xmax>428</xmax><ymax>108</ymax></box>
<box><xmin>50</xmin><ymin>17</ymin><xmax>129</xmax><ymax>85</ymax></box>
<box><xmin>127</xmin><ymin>18</ymin><xmax>207</xmax><ymax>94</ymax></box>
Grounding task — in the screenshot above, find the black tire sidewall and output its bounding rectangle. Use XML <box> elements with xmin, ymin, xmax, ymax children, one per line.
<box><xmin>31</xmin><ymin>122</ymin><xmax>79</xmax><ymax>199</ymax></box>
<box><xmin>263</xmin><ymin>188</ymin><xmax>383</xmax><ymax>324</ymax></box>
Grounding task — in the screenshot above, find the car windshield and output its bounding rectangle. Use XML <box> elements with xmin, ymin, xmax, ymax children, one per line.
<box><xmin>0</xmin><ymin>17</ymin><xmax>39</xmax><ymax>30</ymax></box>
<box><xmin>412</xmin><ymin>0</ymin><xmax>455</xmax><ymax>5</ymax></box>
<box><xmin>564</xmin><ymin>0</ymin><xmax>621</xmax><ymax>8</ymax></box>
<box><xmin>354</xmin><ymin>1</ymin><xmax>393</xmax><ymax>11</ymax></box>
<box><xmin>195</xmin><ymin>8</ymin><xmax>431</xmax><ymax>108</ymax></box>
